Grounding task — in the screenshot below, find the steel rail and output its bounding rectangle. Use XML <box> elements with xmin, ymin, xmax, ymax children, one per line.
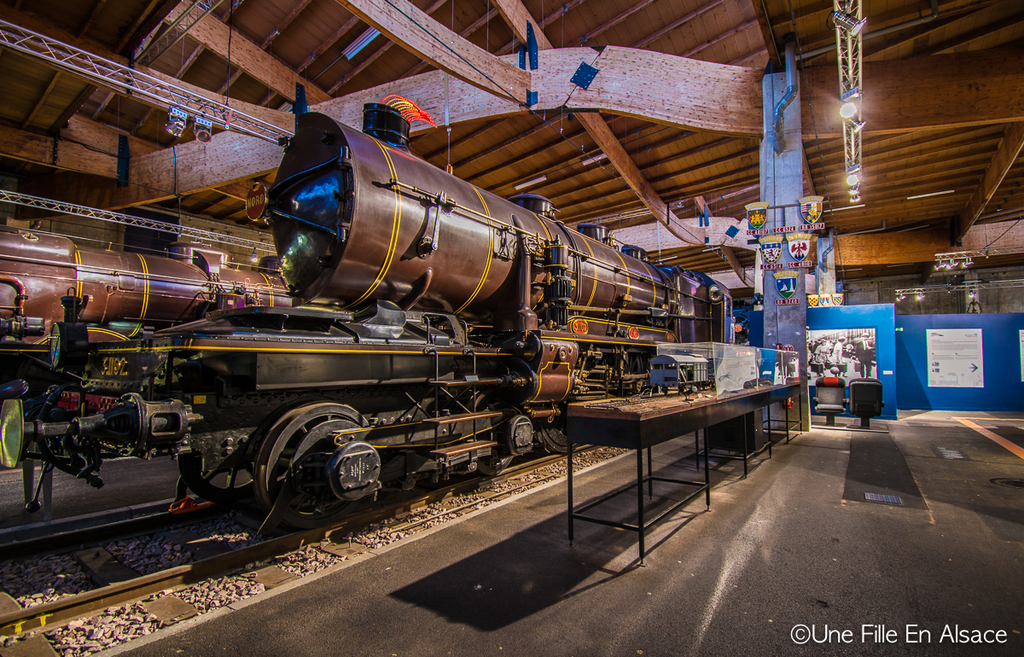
<box><xmin>0</xmin><ymin>450</ymin><xmax>589</xmax><ymax>638</ymax></box>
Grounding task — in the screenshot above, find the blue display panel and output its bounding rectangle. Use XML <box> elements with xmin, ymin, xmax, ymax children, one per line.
<box><xmin>806</xmin><ymin>304</ymin><xmax>898</xmax><ymax>419</ymax></box>
<box><xmin>895</xmin><ymin>313</ymin><xmax>1024</xmax><ymax>412</ymax></box>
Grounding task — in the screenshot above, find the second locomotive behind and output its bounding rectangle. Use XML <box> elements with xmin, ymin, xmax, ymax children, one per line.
<box><xmin>6</xmin><ymin>105</ymin><xmax>732</xmax><ymax>530</ymax></box>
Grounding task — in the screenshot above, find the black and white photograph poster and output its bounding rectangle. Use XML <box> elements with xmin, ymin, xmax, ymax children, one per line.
<box><xmin>807</xmin><ymin>328</ymin><xmax>876</xmax><ymax>380</ymax></box>
<box><xmin>927</xmin><ymin>328</ymin><xmax>984</xmax><ymax>388</ymax></box>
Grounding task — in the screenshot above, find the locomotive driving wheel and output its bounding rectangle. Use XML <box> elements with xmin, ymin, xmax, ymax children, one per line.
<box><xmin>177</xmin><ymin>453</ymin><xmax>253</xmax><ymax>504</ymax></box>
<box><xmin>253</xmin><ymin>402</ymin><xmax>367</xmax><ymax>529</ymax></box>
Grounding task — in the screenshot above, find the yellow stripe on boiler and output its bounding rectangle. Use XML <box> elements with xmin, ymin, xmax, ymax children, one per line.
<box><xmin>346</xmin><ymin>142</ymin><xmax>402</xmax><ymax>309</ymax></box>
<box><xmin>456</xmin><ymin>188</ymin><xmax>494</xmax><ymax>313</ymax></box>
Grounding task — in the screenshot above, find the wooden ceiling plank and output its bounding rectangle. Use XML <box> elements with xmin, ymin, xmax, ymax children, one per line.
<box><xmin>336</xmin><ymin>0</ymin><xmax>530</xmax><ymax>104</ymax></box>
<box><xmin>299</xmin><ymin>16</ymin><xmax>360</xmax><ymax>74</ymax></box>
<box><xmin>801</xmin><ymin>48</ymin><xmax>1024</xmax><ymax>138</ymax></box>
<box><xmin>22</xmin><ymin>71</ymin><xmax>62</xmax><ymax>130</ymax></box>
<box><xmin>917</xmin><ymin>10</ymin><xmax>1024</xmax><ymax>57</ymax></box>
<box><xmin>91</xmin><ymin>91</ymin><xmax>115</xmax><ymax>120</ymax></box>
<box><xmin>571</xmin><ymin>0</ymin><xmax>659</xmax><ymax>48</ymax></box>
<box><xmin>78</xmin><ymin>0</ymin><xmax>110</xmax><ymax>38</ymax></box>
<box><xmin>163</xmin><ymin>2</ymin><xmax>332</xmax><ymax>104</ymax></box>
<box><xmin>634</xmin><ymin>0</ymin><xmax>727</xmax><ymax>50</ymax></box>
<box><xmin>260</xmin><ymin>0</ymin><xmax>315</xmax><ymax>49</ymax></box>
<box><xmin>956</xmin><ymin>121</ymin><xmax>1024</xmax><ymax>242</ymax></box>
<box><xmin>114</xmin><ymin>0</ymin><xmax>164</xmax><ymax>53</ymax></box>
<box><xmin>680</xmin><ymin>18</ymin><xmax>759</xmax><ymax>58</ymax></box>
<box><xmin>333</xmin><ymin>0</ymin><xmax>448</xmax><ymax>93</ymax></box>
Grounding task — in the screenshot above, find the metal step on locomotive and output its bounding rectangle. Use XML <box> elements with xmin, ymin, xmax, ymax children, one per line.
<box><xmin>0</xmin><ymin>103</ymin><xmax>732</xmax><ymax>531</ymax></box>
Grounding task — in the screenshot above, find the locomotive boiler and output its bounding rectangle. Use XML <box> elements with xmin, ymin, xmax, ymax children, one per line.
<box><xmin>0</xmin><ymin>228</ymin><xmax>289</xmax><ymax>341</ymax></box>
<box><xmin>3</xmin><ymin>105</ymin><xmax>732</xmax><ymax>530</ymax></box>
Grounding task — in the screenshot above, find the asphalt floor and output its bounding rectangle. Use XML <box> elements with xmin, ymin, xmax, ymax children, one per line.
<box><xmin>100</xmin><ymin>411</ymin><xmax>1024</xmax><ymax>656</ymax></box>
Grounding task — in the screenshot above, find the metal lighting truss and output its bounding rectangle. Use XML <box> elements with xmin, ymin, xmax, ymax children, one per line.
<box><xmin>0</xmin><ymin>18</ymin><xmax>290</xmax><ymax>144</ymax></box>
<box><xmin>0</xmin><ymin>190</ymin><xmax>275</xmax><ymax>253</ymax></box>
<box><xmin>933</xmin><ymin>246</ymin><xmax>1024</xmax><ymax>269</ymax></box>
<box><xmin>835</xmin><ymin>0</ymin><xmax>863</xmax><ymax>199</ymax></box>
<box><xmin>895</xmin><ymin>278</ymin><xmax>1024</xmax><ymax>301</ymax></box>
<box><xmin>134</xmin><ymin>0</ymin><xmax>236</xmax><ymax>68</ymax></box>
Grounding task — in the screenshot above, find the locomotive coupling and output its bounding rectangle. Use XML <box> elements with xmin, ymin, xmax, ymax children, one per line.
<box><xmin>19</xmin><ymin>394</ymin><xmax>202</xmax><ymax>457</ymax></box>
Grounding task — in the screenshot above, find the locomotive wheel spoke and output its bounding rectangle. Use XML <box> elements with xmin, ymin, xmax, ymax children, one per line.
<box><xmin>177</xmin><ymin>453</ymin><xmax>254</xmax><ymax>504</ymax></box>
<box><xmin>253</xmin><ymin>402</ymin><xmax>366</xmax><ymax>529</ymax></box>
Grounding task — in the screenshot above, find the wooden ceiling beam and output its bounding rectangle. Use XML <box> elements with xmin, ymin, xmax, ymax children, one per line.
<box><xmin>955</xmin><ymin>122</ymin><xmax>1024</xmax><ymax>242</ymax></box>
<box><xmin>336</xmin><ymin>0</ymin><xmax>530</xmax><ymax>104</ymax></box>
<box><xmin>22</xmin><ymin>71</ymin><xmax>62</xmax><ymax>130</ymax></box>
<box><xmin>802</xmin><ymin>47</ymin><xmax>1024</xmax><ymax>138</ymax></box>
<box><xmin>78</xmin><ymin>0</ymin><xmax>110</xmax><ymax>38</ymax></box>
<box><xmin>751</xmin><ymin>0</ymin><xmax>783</xmax><ymax>68</ymax></box>
<box><xmin>918</xmin><ymin>10</ymin><xmax>1024</xmax><ymax>57</ymax></box>
<box><xmin>331</xmin><ymin>0</ymin><xmax>447</xmax><ymax>93</ymax></box>
<box><xmin>299</xmin><ymin>16</ymin><xmax>359</xmax><ymax>75</ymax></box>
<box><xmin>0</xmin><ymin>122</ymin><xmax>116</xmax><ymax>177</ymax></box>
<box><xmin>634</xmin><ymin>0</ymin><xmax>727</xmax><ymax>50</ymax></box>
<box><xmin>260</xmin><ymin>0</ymin><xmax>315</xmax><ymax>49</ymax></box>
<box><xmin>163</xmin><ymin>2</ymin><xmax>331</xmax><ymax>104</ymax></box>
<box><xmin>571</xmin><ymin>0</ymin><xmax>658</xmax><ymax>48</ymax></box>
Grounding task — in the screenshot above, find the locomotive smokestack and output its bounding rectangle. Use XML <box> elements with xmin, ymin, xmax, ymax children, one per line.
<box><xmin>362</xmin><ymin>103</ymin><xmax>410</xmax><ymax>149</ymax></box>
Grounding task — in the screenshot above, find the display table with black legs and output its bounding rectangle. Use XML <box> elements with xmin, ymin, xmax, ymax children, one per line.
<box><xmin>566</xmin><ymin>382</ymin><xmax>802</xmax><ymax>564</ymax></box>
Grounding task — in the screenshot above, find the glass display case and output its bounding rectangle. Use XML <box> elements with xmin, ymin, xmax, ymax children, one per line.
<box><xmin>655</xmin><ymin>342</ymin><xmax>799</xmax><ymax>397</ymax></box>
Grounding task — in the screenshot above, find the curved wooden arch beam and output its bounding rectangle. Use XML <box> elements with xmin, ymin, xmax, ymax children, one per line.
<box><xmin>540</xmin><ymin>47</ymin><xmax>763</xmax><ymax>137</ymax></box>
<box><xmin>313</xmin><ymin>48</ymin><xmax>764</xmax><ymax>138</ymax></box>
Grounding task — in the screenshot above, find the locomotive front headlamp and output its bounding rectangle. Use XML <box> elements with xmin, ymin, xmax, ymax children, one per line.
<box><xmin>48</xmin><ymin>321</ymin><xmax>90</xmax><ymax>371</ymax></box>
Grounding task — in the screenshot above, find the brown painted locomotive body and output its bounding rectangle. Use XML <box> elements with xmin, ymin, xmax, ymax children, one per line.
<box><xmin>0</xmin><ymin>227</ymin><xmax>289</xmax><ymax>342</ymax></box>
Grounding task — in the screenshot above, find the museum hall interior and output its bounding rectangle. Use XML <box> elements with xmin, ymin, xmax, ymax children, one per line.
<box><xmin>0</xmin><ymin>1</ymin><xmax>1022</xmax><ymax>655</ymax></box>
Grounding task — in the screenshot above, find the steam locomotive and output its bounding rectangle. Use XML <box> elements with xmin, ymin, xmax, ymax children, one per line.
<box><xmin>2</xmin><ymin>105</ymin><xmax>732</xmax><ymax>530</ymax></box>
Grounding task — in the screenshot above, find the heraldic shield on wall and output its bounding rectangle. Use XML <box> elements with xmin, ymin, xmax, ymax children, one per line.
<box><xmin>799</xmin><ymin>196</ymin><xmax>824</xmax><ymax>223</ymax></box>
<box><xmin>746</xmin><ymin>201</ymin><xmax>769</xmax><ymax>231</ymax></box>
<box><xmin>787</xmin><ymin>232</ymin><xmax>813</xmax><ymax>262</ymax></box>
<box><xmin>774</xmin><ymin>270</ymin><xmax>798</xmax><ymax>299</ymax></box>
<box><xmin>760</xmin><ymin>235</ymin><xmax>784</xmax><ymax>264</ymax></box>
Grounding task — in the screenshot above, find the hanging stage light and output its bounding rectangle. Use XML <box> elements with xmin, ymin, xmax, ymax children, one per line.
<box><xmin>832</xmin><ymin>9</ymin><xmax>867</xmax><ymax>36</ymax></box>
<box><xmin>165</xmin><ymin>107</ymin><xmax>188</xmax><ymax>137</ymax></box>
<box><xmin>846</xmin><ymin>164</ymin><xmax>861</xmax><ymax>187</ymax></box>
<box><xmin>194</xmin><ymin>115</ymin><xmax>213</xmax><ymax>143</ymax></box>
<box><xmin>839</xmin><ymin>87</ymin><xmax>860</xmax><ymax>119</ymax></box>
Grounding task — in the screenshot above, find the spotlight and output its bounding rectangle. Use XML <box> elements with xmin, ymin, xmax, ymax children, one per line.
<box><xmin>850</xmin><ymin>192</ymin><xmax>861</xmax><ymax>203</ymax></box>
<box><xmin>850</xmin><ymin>119</ymin><xmax>866</xmax><ymax>133</ymax></box>
<box><xmin>916</xmin><ymin>293</ymin><xmax>924</xmax><ymax>300</ymax></box>
<box><xmin>839</xmin><ymin>87</ymin><xmax>860</xmax><ymax>119</ymax></box>
<box><xmin>250</xmin><ymin>249</ymin><xmax>258</xmax><ymax>264</ymax></box>
<box><xmin>832</xmin><ymin>10</ymin><xmax>867</xmax><ymax>36</ymax></box>
<box><xmin>165</xmin><ymin>107</ymin><xmax>188</xmax><ymax>138</ymax></box>
<box><xmin>194</xmin><ymin>115</ymin><xmax>213</xmax><ymax>143</ymax></box>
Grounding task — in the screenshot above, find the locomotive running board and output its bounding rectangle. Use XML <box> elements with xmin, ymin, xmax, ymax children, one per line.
<box><xmin>421</xmin><ymin>411</ymin><xmax>503</xmax><ymax>425</ymax></box>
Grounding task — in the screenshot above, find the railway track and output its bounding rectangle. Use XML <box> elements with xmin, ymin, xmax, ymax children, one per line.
<box><xmin>0</xmin><ymin>447</ymin><xmax>623</xmax><ymax>655</ymax></box>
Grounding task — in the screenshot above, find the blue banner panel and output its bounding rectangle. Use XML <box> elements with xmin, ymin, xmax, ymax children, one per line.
<box><xmin>895</xmin><ymin>313</ymin><xmax>1024</xmax><ymax>412</ymax></box>
<box><xmin>807</xmin><ymin>304</ymin><xmax>898</xmax><ymax>419</ymax></box>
